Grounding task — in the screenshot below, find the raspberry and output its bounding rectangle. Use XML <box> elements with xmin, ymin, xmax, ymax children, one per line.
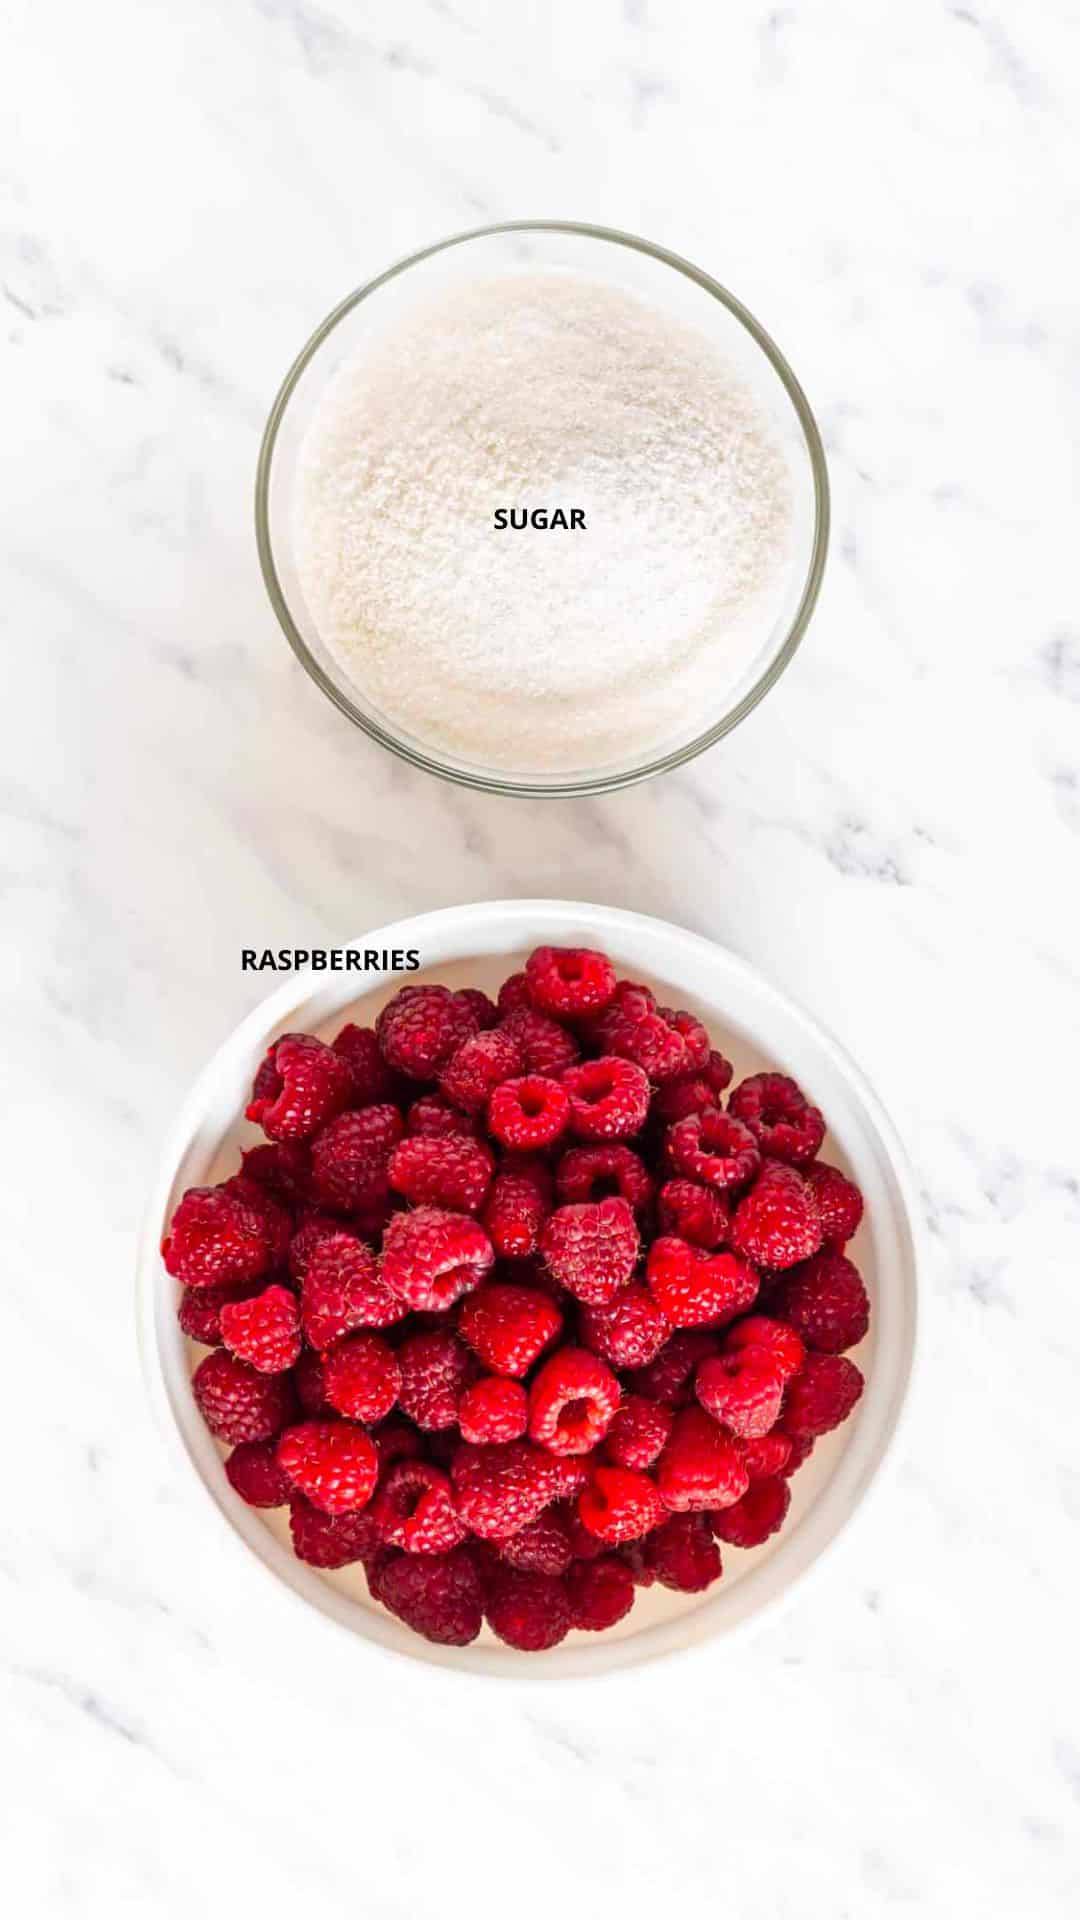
<box><xmin>405</xmin><ymin>1092</ymin><xmax>482</xmax><ymax>1140</ymax></box>
<box><xmin>498</xmin><ymin>1005</ymin><xmax>581</xmax><ymax>1076</ymax></box>
<box><xmin>240</xmin><ymin>1141</ymin><xmax>314</xmax><ymax>1210</ymax></box>
<box><xmin>776</xmin><ymin>1252</ymin><xmax>870</xmax><ymax>1353</ymax></box>
<box><xmin>372</xmin><ymin>1418</ymin><xmax>426</xmax><ymax>1468</ymax></box>
<box><xmin>310</xmin><ymin>1104</ymin><xmax>404</xmax><ymax>1213</ymax></box>
<box><xmin>486</xmin><ymin>1567</ymin><xmax>573</xmax><ymax>1651</ymax></box>
<box><xmin>331</xmin><ymin>1022</ymin><xmax>397</xmax><ymax>1105</ymax></box>
<box><xmin>454</xmin><ymin>987</ymin><xmax>498</xmax><ymax>1031</ymax></box>
<box><xmin>651</xmin><ymin>1050</ymin><xmax>734</xmax><ymax>1123</ymax></box>
<box><xmin>497</xmin><ymin>971</ymin><xmax>531</xmax><ymax>1014</ymax></box>
<box><xmin>643</xmin><ymin>1512</ymin><xmax>723</xmax><ymax>1592</ymax></box>
<box><xmin>163</xmin><ymin>1181</ymin><xmax>290</xmax><ymax>1290</ymax></box>
<box><xmin>566</xmin><ymin>1512</ymin><xmax>605</xmax><ymax>1560</ymax></box>
<box><xmin>578</xmin><ymin>1285</ymin><xmax>669</xmax><ymax>1370</ymax></box>
<box><xmin>655</xmin><ymin>1007</ymin><xmax>710</xmax><ymax>1071</ymax></box>
<box><xmin>656</xmin><ymin>1407</ymin><xmax>749</xmax><ymax>1512</ymax></box>
<box><xmin>666</xmin><ymin>1110</ymin><xmax>760</xmax><ymax>1192</ymax></box>
<box><xmin>604</xmin><ymin>1394</ymin><xmax>673</xmax><ymax>1469</ymax></box>
<box><xmin>302</xmin><ymin>1232</ymin><xmax>405</xmax><ymax>1347</ymax></box>
<box><xmin>220</xmin><ymin>1283</ymin><xmax>301</xmax><ymax>1374</ymax></box>
<box><xmin>192</xmin><ymin>1349</ymin><xmax>296</xmax><ymax>1444</ymax></box>
<box><xmin>499</xmin><ymin>1506</ymin><xmax>573</xmax><ymax>1576</ymax></box>
<box><xmin>372</xmin><ymin>1546</ymin><xmax>484</xmax><ymax>1645</ymax></box>
<box><xmin>711</xmin><ymin>1475</ymin><xmax>791</xmax><ymax>1547</ymax></box>
<box><xmin>646</xmin><ymin>1237</ymin><xmax>758</xmax><ymax>1328</ymax></box>
<box><xmin>396</xmin><ymin>1328</ymin><xmax>474</xmax><ymax>1430</ymax></box>
<box><xmin>737</xmin><ymin>1430</ymin><xmax>793</xmax><ymax>1478</ymax></box>
<box><xmin>293</xmin><ymin>1347</ymin><xmax>328</xmax><ymax>1414</ymax></box>
<box><xmin>540</xmin><ymin>1197</ymin><xmax>639</xmax><ymax>1305</ymax></box>
<box><xmin>458</xmin><ymin>1283</ymin><xmax>562</xmax><ymax>1377</ymax></box>
<box><xmin>372</xmin><ymin>1460</ymin><xmax>467</xmax><ymax>1553</ymax></box>
<box><xmin>562</xmin><ymin>1057</ymin><xmax>650</xmax><ymax>1142</ymax></box>
<box><xmin>781</xmin><ymin>1432</ymin><xmax>816</xmax><ymax>1475</ymax></box>
<box><xmin>388</xmin><ymin>1133</ymin><xmax>494</xmax><ymax>1215</ymax></box>
<box><xmin>577</xmin><ymin>1465</ymin><xmax>665</xmax><ymax>1544</ymax></box>
<box><xmin>566</xmin><ymin>1554</ymin><xmax>636</xmax><ymax>1630</ymax></box>
<box><xmin>177</xmin><ymin>1280</ymin><xmax>259</xmax><ymax>1347</ymax></box>
<box><xmin>728</xmin><ymin>1073</ymin><xmax>825</xmax><ymax>1166</ymax></box>
<box><xmin>782</xmin><ymin>1354</ymin><xmax>864</xmax><ymax>1437</ymax></box>
<box><xmin>694</xmin><ymin>1349</ymin><xmax>785</xmax><ymax>1438</ymax></box>
<box><xmin>288</xmin><ymin>1492</ymin><xmax>381</xmax><ymax>1569</ymax></box>
<box><xmin>451</xmin><ymin>1440</ymin><xmax>554</xmax><ymax>1542</ymax></box>
<box><xmin>224</xmin><ymin>1439</ymin><xmax>294</xmax><ymax>1507</ymax></box>
<box><xmin>730</xmin><ymin>1162</ymin><xmax>822</xmax><ymax>1269</ymax></box>
<box><xmin>590</xmin><ymin>984</ymin><xmax>686</xmax><ymax>1080</ymax></box>
<box><xmin>375</xmin><ymin>983</ymin><xmax>478</xmax><ymax>1080</ymax></box>
<box><xmin>287</xmin><ymin>1212</ymin><xmax>342</xmax><ymax>1285</ymax></box>
<box><xmin>555</xmin><ymin>1144</ymin><xmax>653</xmax><ymax>1216</ymax></box>
<box><xmin>481</xmin><ymin>1156</ymin><xmax>552</xmax><ymax>1257</ymax></box>
<box><xmin>656</xmin><ymin>1177</ymin><xmax>729</xmax><ymax>1249</ymax></box>
<box><xmin>458</xmin><ymin>1375</ymin><xmax>529</xmax><ymax>1444</ymax></box>
<box><xmin>324</xmin><ymin>1331</ymin><xmax>401</xmax><ymax>1423</ymax></box>
<box><xmin>804</xmin><ymin>1162</ymin><xmax>864</xmax><ymax>1249</ymax></box>
<box><xmin>438</xmin><ymin>1028</ymin><xmax>522</xmax><ymax>1112</ymax></box>
<box><xmin>723</xmin><ymin>1314</ymin><xmax>806</xmax><ymax>1381</ymax></box>
<box><xmin>246</xmin><ymin>1033</ymin><xmax>353</xmax><ymax>1141</ymax></box>
<box><xmin>524</xmin><ymin>944</ymin><xmax>617</xmax><ymax>1019</ymax></box>
<box><xmin>379</xmin><ymin>1206</ymin><xmax>494</xmax><ymax>1312</ymax></box>
<box><xmin>276</xmin><ymin>1420</ymin><xmax>378</xmax><ymax>1514</ymax></box>
<box><xmin>527</xmin><ymin>1348</ymin><xmax>620</xmax><ymax>1456</ymax></box>
<box><xmin>618</xmin><ymin>1539</ymin><xmax>657</xmax><ymax>1586</ymax></box>
<box><xmin>488</xmin><ymin>1075</ymin><xmax>569</xmax><ymax>1151</ymax></box>
<box><xmin>626</xmin><ymin>1328</ymin><xmax>718</xmax><ymax>1406</ymax></box>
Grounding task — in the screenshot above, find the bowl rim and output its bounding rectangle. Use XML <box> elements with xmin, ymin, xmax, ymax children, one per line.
<box><xmin>254</xmin><ymin>219</ymin><xmax>831</xmax><ymax>798</ymax></box>
<box><xmin>136</xmin><ymin>900</ymin><xmax>920</xmax><ymax>1681</ymax></box>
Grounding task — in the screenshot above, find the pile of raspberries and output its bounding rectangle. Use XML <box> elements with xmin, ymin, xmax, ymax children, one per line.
<box><xmin>164</xmin><ymin>946</ymin><xmax>869</xmax><ymax>1653</ymax></box>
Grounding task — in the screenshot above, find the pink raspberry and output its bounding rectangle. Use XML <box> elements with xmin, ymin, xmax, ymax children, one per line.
<box><xmin>371</xmin><ymin>1546</ymin><xmax>484</xmax><ymax>1645</ymax></box>
<box><xmin>451</xmin><ymin>1440</ymin><xmax>555</xmax><ymax>1543</ymax></box>
<box><xmin>782</xmin><ymin>1354</ymin><xmax>864</xmax><ymax>1437</ymax></box>
<box><xmin>163</xmin><ymin>1180</ymin><xmax>290</xmax><ymax>1290</ymax></box>
<box><xmin>246</xmin><ymin>1032</ymin><xmax>353</xmax><ymax>1141</ymax></box>
<box><xmin>729</xmin><ymin>1162</ymin><xmax>823</xmax><ymax>1269</ymax></box>
<box><xmin>604</xmin><ymin>1394</ymin><xmax>673</xmax><ymax>1469</ymax></box>
<box><xmin>656</xmin><ymin>1177</ymin><xmax>729</xmax><ymax>1249</ymax></box>
<box><xmin>289</xmin><ymin>1492</ymin><xmax>381</xmax><ymax>1569</ymax></box>
<box><xmin>310</xmin><ymin>1104</ymin><xmax>404</xmax><ymax>1213</ymax></box>
<box><xmin>388</xmin><ymin>1133</ymin><xmax>494</xmax><ymax>1215</ymax></box>
<box><xmin>656</xmin><ymin>1406</ymin><xmax>749</xmax><ymax>1513</ymax></box>
<box><xmin>728</xmin><ymin>1072</ymin><xmax>825</xmax><ymax>1165</ymax></box>
<box><xmin>710</xmin><ymin>1475</ymin><xmax>791</xmax><ymax>1547</ymax></box>
<box><xmin>644</xmin><ymin>1512</ymin><xmax>723</xmax><ymax>1592</ymax></box>
<box><xmin>301</xmin><ymin>1232</ymin><xmax>405</xmax><ymax>1348</ymax></box>
<box><xmin>323</xmin><ymin>1331</ymin><xmax>401</xmax><ymax>1423</ymax></box>
<box><xmin>646</xmin><ymin>1237</ymin><xmax>758</xmax><ymax>1328</ymax></box>
<box><xmin>481</xmin><ymin>1156</ymin><xmax>552</xmax><ymax>1258</ymax></box>
<box><xmin>371</xmin><ymin>1460</ymin><xmax>467</xmax><ymax>1554</ymax></box>
<box><xmin>566</xmin><ymin>1554</ymin><xmax>636</xmax><ymax>1630</ymax></box>
<box><xmin>561</xmin><ymin>1057</ymin><xmax>650</xmax><ymax>1142</ymax></box>
<box><xmin>375</xmin><ymin>983</ymin><xmax>478</xmax><ymax>1080</ymax></box>
<box><xmin>540</xmin><ymin>1197</ymin><xmax>639</xmax><ymax>1305</ymax></box>
<box><xmin>224</xmin><ymin>1439</ymin><xmax>294</xmax><ymax>1508</ymax></box>
<box><xmin>458</xmin><ymin>1375</ymin><xmax>529</xmax><ymax>1444</ymax></box>
<box><xmin>666</xmin><ymin>1110</ymin><xmax>761</xmax><ymax>1191</ymax></box>
<box><xmin>192</xmin><ymin>1349</ymin><xmax>296</xmax><ymax>1445</ymax></box>
<box><xmin>555</xmin><ymin>1144</ymin><xmax>653</xmax><ymax>1217</ymax></box>
<box><xmin>220</xmin><ymin>1283</ymin><xmax>301</xmax><ymax>1374</ymax></box>
<box><xmin>488</xmin><ymin>1075</ymin><xmax>570</xmax><ymax>1151</ymax></box>
<box><xmin>804</xmin><ymin>1161</ymin><xmax>864</xmax><ymax>1249</ymax></box>
<box><xmin>276</xmin><ymin>1420</ymin><xmax>379</xmax><ymax>1514</ymax></box>
<box><xmin>379</xmin><ymin>1206</ymin><xmax>494</xmax><ymax>1312</ymax></box>
<box><xmin>775</xmin><ymin>1252</ymin><xmax>870</xmax><ymax>1353</ymax></box>
<box><xmin>578</xmin><ymin>1285</ymin><xmax>670</xmax><ymax>1370</ymax></box>
<box><xmin>396</xmin><ymin>1328</ymin><xmax>474</xmax><ymax>1430</ymax></box>
<box><xmin>694</xmin><ymin>1348</ymin><xmax>785</xmax><ymax>1439</ymax></box>
<box><xmin>457</xmin><ymin>1283</ymin><xmax>562</xmax><ymax>1377</ymax></box>
<box><xmin>527</xmin><ymin>1347</ymin><xmax>620</xmax><ymax>1456</ymax></box>
<box><xmin>438</xmin><ymin>1028</ymin><xmax>523</xmax><ymax>1112</ymax></box>
<box><xmin>524</xmin><ymin>944</ymin><xmax>617</xmax><ymax>1019</ymax></box>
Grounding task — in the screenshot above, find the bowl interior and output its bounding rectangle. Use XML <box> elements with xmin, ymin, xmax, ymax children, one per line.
<box><xmin>258</xmin><ymin>224</ymin><xmax>828</xmax><ymax>795</ymax></box>
<box><xmin>142</xmin><ymin>904</ymin><xmax>917</xmax><ymax>1678</ymax></box>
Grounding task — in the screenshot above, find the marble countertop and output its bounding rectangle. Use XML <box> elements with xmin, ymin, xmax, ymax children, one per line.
<box><xmin>4</xmin><ymin>2</ymin><xmax>1078</xmax><ymax>1914</ymax></box>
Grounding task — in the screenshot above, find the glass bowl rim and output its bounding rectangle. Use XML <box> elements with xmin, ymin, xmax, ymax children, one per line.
<box><xmin>254</xmin><ymin>218</ymin><xmax>831</xmax><ymax>798</ymax></box>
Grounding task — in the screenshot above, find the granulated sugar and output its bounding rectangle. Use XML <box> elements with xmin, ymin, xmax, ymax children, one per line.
<box><xmin>295</xmin><ymin>274</ymin><xmax>793</xmax><ymax>773</ymax></box>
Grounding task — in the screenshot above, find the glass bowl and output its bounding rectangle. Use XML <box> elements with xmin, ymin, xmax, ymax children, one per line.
<box><xmin>255</xmin><ymin>221</ymin><xmax>829</xmax><ymax>797</ymax></box>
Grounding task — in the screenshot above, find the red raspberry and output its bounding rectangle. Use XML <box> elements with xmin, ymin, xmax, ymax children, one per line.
<box><xmin>497</xmin><ymin>971</ymin><xmax>531</xmax><ymax>1014</ymax></box>
<box><xmin>455</xmin><ymin>987</ymin><xmax>498</xmax><ymax>1031</ymax></box>
<box><xmin>566</xmin><ymin>1512</ymin><xmax>605</xmax><ymax>1560</ymax></box>
<box><xmin>177</xmin><ymin>1280</ymin><xmax>259</xmax><ymax>1347</ymax></box>
<box><xmin>737</xmin><ymin>1430</ymin><xmax>793</xmax><ymax>1478</ymax></box>
<box><xmin>379</xmin><ymin>1206</ymin><xmax>494</xmax><ymax>1312</ymax></box>
<box><xmin>289</xmin><ymin>1492</ymin><xmax>381</xmax><ymax>1569</ymax></box>
<box><xmin>163</xmin><ymin>1181</ymin><xmax>290</xmax><ymax>1290</ymax></box>
<box><xmin>486</xmin><ymin>1566</ymin><xmax>572</xmax><ymax>1651</ymax></box>
<box><xmin>246</xmin><ymin>1033</ymin><xmax>353</xmax><ymax>1141</ymax></box>
<box><xmin>655</xmin><ymin>1007</ymin><xmax>710</xmax><ymax>1071</ymax></box>
<box><xmin>656</xmin><ymin>1177</ymin><xmax>729</xmax><ymax>1249</ymax></box>
<box><xmin>776</xmin><ymin>1252</ymin><xmax>870</xmax><ymax>1353</ymax></box>
<box><xmin>375</xmin><ymin>983</ymin><xmax>478</xmax><ymax>1080</ymax></box>
<box><xmin>656</xmin><ymin>1407</ymin><xmax>749</xmax><ymax>1512</ymax></box>
<box><xmin>578</xmin><ymin>1465</ymin><xmax>665</xmax><ymax>1544</ymax></box>
<box><xmin>310</xmin><ymin>1104</ymin><xmax>404</xmax><ymax>1214</ymax></box>
<box><xmin>527</xmin><ymin>1348</ymin><xmax>620</xmax><ymax>1456</ymax></box>
<box><xmin>220</xmin><ymin>1283</ymin><xmax>301</xmax><ymax>1374</ymax></box>
<box><xmin>287</xmin><ymin>1212</ymin><xmax>342</xmax><ymax>1285</ymax></box>
<box><xmin>626</xmin><ymin>1328</ymin><xmax>718</xmax><ymax>1406</ymax></box>
<box><xmin>372</xmin><ymin>1418</ymin><xmax>426</xmax><ymax>1468</ymax></box>
<box><xmin>396</xmin><ymin>1328</ymin><xmax>474</xmax><ymax>1430</ymax></box>
<box><xmin>372</xmin><ymin>1546</ymin><xmax>484</xmax><ymax>1645</ymax></box>
<box><xmin>240</xmin><ymin>1141</ymin><xmax>314</xmax><ymax>1210</ymax></box>
<box><xmin>451</xmin><ymin>1440</ymin><xmax>554</xmax><ymax>1542</ymax></box>
<box><xmin>782</xmin><ymin>1354</ymin><xmax>864</xmax><ymax>1437</ymax></box>
<box><xmin>302</xmin><ymin>1233</ymin><xmax>405</xmax><ymax>1348</ymax></box>
<box><xmin>293</xmin><ymin>1347</ymin><xmax>328</xmax><ymax>1414</ymax></box>
<box><xmin>458</xmin><ymin>1375</ymin><xmax>529</xmax><ymax>1444</ymax></box>
<box><xmin>458</xmin><ymin>1283</ymin><xmax>562</xmax><ymax>1377</ymax></box>
<box><xmin>781</xmin><ymin>1431</ymin><xmax>816</xmax><ymax>1475</ymax></box>
<box><xmin>192</xmin><ymin>1349</ymin><xmax>296</xmax><ymax>1444</ymax></box>
<box><xmin>666</xmin><ymin>1110</ymin><xmax>760</xmax><ymax>1191</ymax></box>
<box><xmin>438</xmin><ymin>1028</ymin><xmax>522</xmax><ymax>1112</ymax></box>
<box><xmin>499</xmin><ymin>1506</ymin><xmax>574</xmax><ymax>1576</ymax></box>
<box><xmin>618</xmin><ymin>1538</ymin><xmax>657</xmax><ymax>1586</ymax></box>
<box><xmin>388</xmin><ymin>1133</ymin><xmax>494</xmax><ymax>1215</ymax></box>
<box><xmin>711</xmin><ymin>1475</ymin><xmax>791</xmax><ymax>1547</ymax></box>
<box><xmin>728</xmin><ymin>1072</ymin><xmax>825</xmax><ymax>1165</ymax></box>
<box><xmin>589</xmin><ymin>984</ymin><xmax>686</xmax><ymax>1080</ymax></box>
<box><xmin>804</xmin><ymin>1161</ymin><xmax>864</xmax><ymax>1249</ymax></box>
<box><xmin>276</xmin><ymin>1420</ymin><xmax>378</xmax><ymax>1514</ymax></box>
<box><xmin>694</xmin><ymin>1349</ymin><xmax>785</xmax><ymax>1439</ymax></box>
<box><xmin>643</xmin><ymin>1512</ymin><xmax>723</xmax><ymax>1592</ymax></box>
<box><xmin>524</xmin><ymin>944</ymin><xmax>617</xmax><ymax>1019</ymax></box>
<box><xmin>724</xmin><ymin>1314</ymin><xmax>806</xmax><ymax>1381</ymax></box>
<box><xmin>604</xmin><ymin>1394</ymin><xmax>673</xmax><ymax>1469</ymax></box>
<box><xmin>331</xmin><ymin>1022</ymin><xmax>397</xmax><ymax>1105</ymax></box>
<box><xmin>224</xmin><ymin>1439</ymin><xmax>294</xmax><ymax>1507</ymax></box>
<box><xmin>646</xmin><ymin>1237</ymin><xmax>758</xmax><ymax>1328</ymax></box>
<box><xmin>540</xmin><ymin>1197</ymin><xmax>639</xmax><ymax>1306</ymax></box>
<box><xmin>562</xmin><ymin>1057</ymin><xmax>650</xmax><ymax>1142</ymax></box>
<box><xmin>371</xmin><ymin>1460</ymin><xmax>467</xmax><ymax>1553</ymax></box>
<box><xmin>555</xmin><ymin>1144</ymin><xmax>653</xmax><ymax>1217</ymax></box>
<box><xmin>566</xmin><ymin>1554</ymin><xmax>635</xmax><ymax>1630</ymax></box>
<box><xmin>324</xmin><ymin>1331</ymin><xmax>401</xmax><ymax>1423</ymax></box>
<box><xmin>651</xmin><ymin>1050</ymin><xmax>734</xmax><ymax>1122</ymax></box>
<box><xmin>481</xmin><ymin>1156</ymin><xmax>552</xmax><ymax>1257</ymax></box>
<box><xmin>405</xmin><ymin>1091</ymin><xmax>482</xmax><ymax>1140</ymax></box>
<box><xmin>498</xmin><ymin>1005</ymin><xmax>581</xmax><ymax>1075</ymax></box>
<box><xmin>579</xmin><ymin>1285</ymin><xmax>669</xmax><ymax>1370</ymax></box>
<box><xmin>729</xmin><ymin>1161</ymin><xmax>822</xmax><ymax>1269</ymax></box>
<box><xmin>488</xmin><ymin>1075</ymin><xmax>569</xmax><ymax>1151</ymax></box>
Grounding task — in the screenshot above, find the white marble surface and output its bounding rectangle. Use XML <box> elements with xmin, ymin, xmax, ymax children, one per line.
<box><xmin>3</xmin><ymin>1</ymin><xmax>1079</xmax><ymax>1913</ymax></box>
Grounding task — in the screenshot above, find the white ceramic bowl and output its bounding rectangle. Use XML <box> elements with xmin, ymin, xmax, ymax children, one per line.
<box><xmin>137</xmin><ymin>901</ymin><xmax>919</xmax><ymax>1678</ymax></box>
